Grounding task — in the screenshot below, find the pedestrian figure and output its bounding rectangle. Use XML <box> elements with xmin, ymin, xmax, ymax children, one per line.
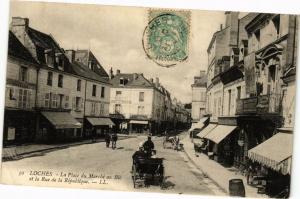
<box><xmin>247</xmin><ymin>165</ymin><xmax>254</xmax><ymax>184</ymax></box>
<box><xmin>175</xmin><ymin>135</ymin><xmax>180</xmax><ymax>151</ymax></box>
<box><xmin>143</xmin><ymin>135</ymin><xmax>154</xmax><ymax>157</ymax></box>
<box><xmin>105</xmin><ymin>132</ymin><xmax>111</xmax><ymax>148</ymax></box>
<box><xmin>111</xmin><ymin>133</ymin><xmax>118</xmax><ymax>149</ymax></box>
<box><xmin>91</xmin><ymin>127</ymin><xmax>97</xmax><ymax>143</ymax></box>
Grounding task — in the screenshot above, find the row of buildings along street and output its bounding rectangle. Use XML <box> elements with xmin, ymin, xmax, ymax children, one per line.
<box><xmin>3</xmin><ymin>17</ymin><xmax>191</xmax><ymax>146</ymax></box>
<box><xmin>190</xmin><ymin>12</ymin><xmax>297</xmax><ymax>197</ymax></box>
<box><xmin>1</xmin><ymin>9</ymin><xmax>298</xmax><ymax>198</ymax></box>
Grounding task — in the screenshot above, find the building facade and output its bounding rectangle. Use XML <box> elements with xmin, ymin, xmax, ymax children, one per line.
<box><xmin>3</xmin><ymin>31</ymin><xmax>38</xmax><ymax>145</ymax></box>
<box><xmin>197</xmin><ymin>12</ymin><xmax>297</xmax><ymax>197</ymax></box>
<box><xmin>109</xmin><ymin>70</ymin><xmax>190</xmax><ymax>134</ymax></box>
<box><xmin>191</xmin><ymin>70</ymin><xmax>207</xmax><ymax>122</ymax></box>
<box><xmin>5</xmin><ymin>17</ymin><xmax>112</xmax><ymax>144</ymax></box>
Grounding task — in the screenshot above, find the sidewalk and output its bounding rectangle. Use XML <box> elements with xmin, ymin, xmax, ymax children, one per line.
<box><xmin>2</xmin><ymin>134</ymin><xmax>136</xmax><ymax>161</ymax></box>
<box><xmin>181</xmin><ymin>136</ymin><xmax>268</xmax><ymax>198</ymax></box>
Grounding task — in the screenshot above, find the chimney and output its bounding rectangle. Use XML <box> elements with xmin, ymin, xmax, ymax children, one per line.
<box><xmin>65</xmin><ymin>50</ymin><xmax>75</xmax><ymax>63</ymax></box>
<box><xmin>149</xmin><ymin>78</ymin><xmax>154</xmax><ymax>83</ymax></box>
<box><xmin>155</xmin><ymin>77</ymin><xmax>159</xmax><ymax>87</ymax></box>
<box><xmin>109</xmin><ymin>67</ymin><xmax>114</xmax><ymax>79</ymax></box>
<box><xmin>200</xmin><ymin>70</ymin><xmax>206</xmax><ymax>77</ymax></box>
<box><xmin>116</xmin><ymin>69</ymin><xmax>120</xmax><ymax>75</ymax></box>
<box><xmin>10</xmin><ymin>17</ymin><xmax>38</xmax><ymax>60</ymax></box>
<box><xmin>10</xmin><ymin>17</ymin><xmax>29</xmax><ymax>45</ymax></box>
<box><xmin>220</xmin><ymin>24</ymin><xmax>223</xmax><ymax>30</ymax></box>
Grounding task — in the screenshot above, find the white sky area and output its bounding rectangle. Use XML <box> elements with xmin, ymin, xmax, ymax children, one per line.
<box><xmin>9</xmin><ymin>1</ymin><xmax>247</xmax><ymax>103</ymax></box>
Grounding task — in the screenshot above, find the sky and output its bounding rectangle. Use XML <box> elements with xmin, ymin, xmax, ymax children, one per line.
<box><xmin>9</xmin><ymin>1</ymin><xmax>228</xmax><ymax>103</ymax></box>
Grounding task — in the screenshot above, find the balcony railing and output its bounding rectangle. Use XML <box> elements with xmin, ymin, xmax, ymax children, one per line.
<box><xmin>236</xmin><ymin>94</ymin><xmax>282</xmax><ymax>115</ymax></box>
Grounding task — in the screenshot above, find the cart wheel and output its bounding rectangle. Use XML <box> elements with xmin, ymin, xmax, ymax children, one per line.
<box><xmin>160</xmin><ymin>167</ymin><xmax>165</xmax><ymax>188</ymax></box>
<box><xmin>132</xmin><ymin>165</ymin><xmax>136</xmax><ymax>188</ymax></box>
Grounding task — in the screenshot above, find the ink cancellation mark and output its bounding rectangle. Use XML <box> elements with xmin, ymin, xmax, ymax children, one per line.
<box><xmin>143</xmin><ymin>10</ymin><xmax>190</xmax><ymax>68</ymax></box>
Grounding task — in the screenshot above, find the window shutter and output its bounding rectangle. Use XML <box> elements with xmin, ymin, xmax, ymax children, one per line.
<box><xmin>72</xmin><ymin>97</ymin><xmax>76</xmax><ymax>110</ymax></box>
<box><xmin>81</xmin><ymin>98</ymin><xmax>84</xmax><ymax>110</ymax></box>
<box><xmin>28</xmin><ymin>90</ymin><xmax>32</xmax><ymax>109</ymax></box>
<box><xmin>18</xmin><ymin>89</ymin><xmax>22</xmax><ymax>108</ymax></box>
<box><xmin>27</xmin><ymin>69</ymin><xmax>30</xmax><ymax>83</ymax></box>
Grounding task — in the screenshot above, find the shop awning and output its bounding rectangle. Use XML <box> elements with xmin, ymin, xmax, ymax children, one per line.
<box><xmin>204</xmin><ymin>125</ymin><xmax>237</xmax><ymax>144</ymax></box>
<box><xmin>129</xmin><ymin>120</ymin><xmax>148</xmax><ymax>124</ymax></box>
<box><xmin>248</xmin><ymin>133</ymin><xmax>293</xmax><ymax>174</ymax></box>
<box><xmin>197</xmin><ymin>124</ymin><xmax>217</xmax><ymax>138</ymax></box>
<box><xmin>41</xmin><ymin>111</ymin><xmax>82</xmax><ymax>129</ymax></box>
<box><xmin>87</xmin><ymin>117</ymin><xmax>115</xmax><ymax>126</ymax></box>
<box><xmin>189</xmin><ymin>117</ymin><xmax>208</xmax><ymax>131</ymax></box>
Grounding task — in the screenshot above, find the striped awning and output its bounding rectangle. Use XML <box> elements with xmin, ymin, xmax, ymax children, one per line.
<box><xmin>248</xmin><ymin>133</ymin><xmax>293</xmax><ymax>175</ymax></box>
<box><xmin>189</xmin><ymin>117</ymin><xmax>208</xmax><ymax>132</ymax></box>
<box><xmin>204</xmin><ymin>125</ymin><xmax>237</xmax><ymax>144</ymax></box>
<box><xmin>197</xmin><ymin>124</ymin><xmax>217</xmax><ymax>138</ymax></box>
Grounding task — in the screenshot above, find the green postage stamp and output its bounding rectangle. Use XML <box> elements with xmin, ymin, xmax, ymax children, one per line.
<box><xmin>143</xmin><ymin>9</ymin><xmax>191</xmax><ymax>67</ymax></box>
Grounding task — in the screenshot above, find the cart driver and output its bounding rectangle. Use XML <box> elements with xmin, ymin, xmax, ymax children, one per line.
<box><xmin>143</xmin><ymin>135</ymin><xmax>154</xmax><ymax>157</ymax></box>
<box><xmin>132</xmin><ymin>144</ymin><xmax>146</xmax><ymax>162</ymax></box>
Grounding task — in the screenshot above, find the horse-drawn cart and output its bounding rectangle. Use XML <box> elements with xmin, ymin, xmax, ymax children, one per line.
<box><xmin>131</xmin><ymin>157</ymin><xmax>164</xmax><ymax>188</ymax></box>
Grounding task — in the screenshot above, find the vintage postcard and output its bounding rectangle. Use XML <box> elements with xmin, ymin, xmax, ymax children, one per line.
<box><xmin>0</xmin><ymin>1</ymin><xmax>298</xmax><ymax>198</ymax></box>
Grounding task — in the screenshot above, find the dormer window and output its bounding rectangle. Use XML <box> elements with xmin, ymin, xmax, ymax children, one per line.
<box><xmin>119</xmin><ymin>78</ymin><xmax>127</xmax><ymax>86</ymax></box>
<box><xmin>120</xmin><ymin>78</ymin><xmax>124</xmax><ymax>85</ymax></box>
<box><xmin>88</xmin><ymin>61</ymin><xmax>95</xmax><ymax>70</ymax></box>
<box><xmin>55</xmin><ymin>53</ymin><xmax>64</xmax><ymax>70</ymax></box>
<box><xmin>44</xmin><ymin>49</ymin><xmax>54</xmax><ymax>67</ymax></box>
<box><xmin>58</xmin><ymin>58</ymin><xmax>64</xmax><ymax>69</ymax></box>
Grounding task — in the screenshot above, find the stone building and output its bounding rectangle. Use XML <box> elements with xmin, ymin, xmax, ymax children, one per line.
<box><xmin>7</xmin><ymin>17</ymin><xmax>113</xmax><ymax>143</ymax></box>
<box><xmin>244</xmin><ymin>14</ymin><xmax>297</xmax><ymax>196</ymax></box>
<box><xmin>191</xmin><ymin>70</ymin><xmax>207</xmax><ymax>122</ymax></box>
<box><xmin>109</xmin><ymin>70</ymin><xmax>161</xmax><ymax>134</ymax></box>
<box><xmin>109</xmin><ymin>70</ymin><xmax>189</xmax><ymax>134</ymax></box>
<box><xmin>197</xmin><ymin>12</ymin><xmax>297</xmax><ymax>197</ymax></box>
<box><xmin>66</xmin><ymin>50</ymin><xmax>113</xmax><ymax>138</ymax></box>
<box><xmin>3</xmin><ymin>31</ymin><xmax>38</xmax><ymax>145</ymax></box>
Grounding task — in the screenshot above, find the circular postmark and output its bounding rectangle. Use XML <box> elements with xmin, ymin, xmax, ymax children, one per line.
<box><xmin>143</xmin><ymin>13</ymin><xmax>189</xmax><ymax>67</ymax></box>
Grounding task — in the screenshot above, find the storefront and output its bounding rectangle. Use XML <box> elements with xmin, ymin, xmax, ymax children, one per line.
<box><xmin>3</xmin><ymin>109</ymin><xmax>36</xmax><ymax>146</ymax></box>
<box><xmin>248</xmin><ymin>131</ymin><xmax>292</xmax><ymax>197</ymax></box>
<box><xmin>189</xmin><ymin>117</ymin><xmax>209</xmax><ymax>138</ymax></box>
<box><xmin>196</xmin><ymin>123</ymin><xmax>217</xmax><ymax>154</ymax></box>
<box><xmin>129</xmin><ymin>120</ymin><xmax>149</xmax><ymax>134</ymax></box>
<box><xmin>204</xmin><ymin>125</ymin><xmax>238</xmax><ymax>166</ymax></box>
<box><xmin>36</xmin><ymin>111</ymin><xmax>82</xmax><ymax>143</ymax></box>
<box><xmin>85</xmin><ymin>117</ymin><xmax>115</xmax><ymax>137</ymax></box>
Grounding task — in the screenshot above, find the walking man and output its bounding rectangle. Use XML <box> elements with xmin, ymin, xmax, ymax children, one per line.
<box><xmin>111</xmin><ymin>132</ymin><xmax>118</xmax><ymax>149</ymax></box>
<box><xmin>105</xmin><ymin>132</ymin><xmax>111</xmax><ymax>148</ymax></box>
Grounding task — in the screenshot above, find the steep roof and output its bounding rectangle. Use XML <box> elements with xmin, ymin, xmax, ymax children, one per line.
<box><xmin>110</xmin><ymin>73</ymin><xmax>153</xmax><ymax>88</ymax></box>
<box><xmin>8</xmin><ymin>31</ymin><xmax>38</xmax><ymax>64</ymax></box>
<box><xmin>27</xmin><ymin>27</ymin><xmax>71</xmax><ymax>67</ymax></box>
<box><xmin>73</xmin><ymin>50</ymin><xmax>109</xmax><ymax>78</ymax></box>
<box><xmin>71</xmin><ymin>61</ymin><xmax>110</xmax><ymax>84</ymax></box>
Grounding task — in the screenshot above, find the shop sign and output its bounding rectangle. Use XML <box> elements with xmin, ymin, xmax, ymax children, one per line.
<box><xmin>7</xmin><ymin>127</ymin><xmax>15</xmax><ymax>141</ymax></box>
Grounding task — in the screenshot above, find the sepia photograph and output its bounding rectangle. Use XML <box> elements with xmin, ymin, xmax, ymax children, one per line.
<box><xmin>0</xmin><ymin>1</ymin><xmax>298</xmax><ymax>198</ymax></box>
